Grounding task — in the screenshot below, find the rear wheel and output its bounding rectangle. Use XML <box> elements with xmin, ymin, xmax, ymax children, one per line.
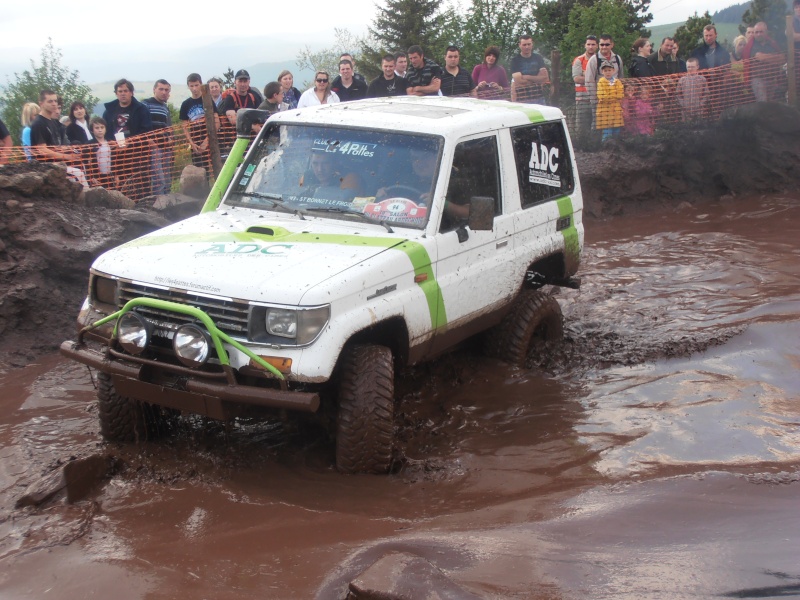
<box><xmin>336</xmin><ymin>344</ymin><xmax>395</xmax><ymax>474</ymax></box>
<box><xmin>485</xmin><ymin>290</ymin><xmax>563</xmax><ymax>367</ymax></box>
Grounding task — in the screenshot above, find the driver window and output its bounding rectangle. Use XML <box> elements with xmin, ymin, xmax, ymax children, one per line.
<box><xmin>441</xmin><ymin>136</ymin><xmax>501</xmax><ymax>232</ymax></box>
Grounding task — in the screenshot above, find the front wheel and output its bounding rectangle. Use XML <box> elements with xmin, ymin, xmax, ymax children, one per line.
<box><xmin>485</xmin><ymin>290</ymin><xmax>563</xmax><ymax>368</ymax></box>
<box><xmin>96</xmin><ymin>371</ymin><xmax>147</xmax><ymax>442</ymax></box>
<box><xmin>336</xmin><ymin>344</ymin><xmax>395</xmax><ymax>474</ymax></box>
<box><xmin>96</xmin><ymin>372</ymin><xmax>174</xmax><ymax>442</ymax></box>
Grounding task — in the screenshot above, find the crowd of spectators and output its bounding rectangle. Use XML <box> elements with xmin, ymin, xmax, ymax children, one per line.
<box><xmin>1</xmin><ymin>6</ymin><xmax>798</xmax><ymax>186</ymax></box>
<box><xmin>572</xmin><ymin>7</ymin><xmax>798</xmax><ymax>141</ymax></box>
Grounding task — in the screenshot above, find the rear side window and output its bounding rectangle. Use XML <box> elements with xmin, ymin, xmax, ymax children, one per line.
<box><xmin>510</xmin><ymin>122</ymin><xmax>574</xmax><ymax>208</ymax></box>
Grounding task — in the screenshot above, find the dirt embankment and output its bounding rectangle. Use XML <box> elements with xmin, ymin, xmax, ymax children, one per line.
<box><xmin>1</xmin><ymin>102</ymin><xmax>798</xmax><ymax>364</ymax></box>
<box><xmin>0</xmin><ymin>163</ymin><xmax>204</xmax><ymax>366</ymax></box>
<box><xmin>578</xmin><ymin>102</ymin><xmax>800</xmax><ymax>218</ymax></box>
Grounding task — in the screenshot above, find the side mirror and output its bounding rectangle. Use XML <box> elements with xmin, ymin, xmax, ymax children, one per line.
<box><xmin>236</xmin><ymin>108</ymin><xmax>268</xmax><ymax>138</ymax></box>
<box><xmin>468</xmin><ymin>196</ymin><xmax>495</xmax><ymax>231</ymax></box>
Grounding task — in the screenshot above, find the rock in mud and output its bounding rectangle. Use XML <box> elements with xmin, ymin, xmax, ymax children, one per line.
<box><xmin>82</xmin><ymin>187</ymin><xmax>136</xmax><ymax>209</ymax></box>
<box><xmin>15</xmin><ymin>454</ymin><xmax>113</xmax><ymax>507</ymax></box>
<box><xmin>179</xmin><ymin>165</ymin><xmax>210</xmax><ymax>199</ymax></box>
<box><xmin>152</xmin><ymin>192</ymin><xmax>205</xmax><ymax>221</ymax></box>
<box><xmin>347</xmin><ymin>552</ymin><xmax>481</xmax><ymax>600</ymax></box>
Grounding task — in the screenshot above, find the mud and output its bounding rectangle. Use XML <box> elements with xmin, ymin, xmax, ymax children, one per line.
<box><xmin>0</xmin><ymin>184</ymin><xmax>798</xmax><ymax>598</ymax></box>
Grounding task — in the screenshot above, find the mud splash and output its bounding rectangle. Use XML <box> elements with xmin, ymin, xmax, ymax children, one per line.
<box><xmin>1</xmin><ymin>192</ymin><xmax>799</xmax><ymax>598</ymax></box>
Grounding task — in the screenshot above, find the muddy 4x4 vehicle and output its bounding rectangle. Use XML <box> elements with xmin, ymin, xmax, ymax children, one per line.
<box><xmin>62</xmin><ymin>97</ymin><xmax>583</xmax><ymax>473</ymax></box>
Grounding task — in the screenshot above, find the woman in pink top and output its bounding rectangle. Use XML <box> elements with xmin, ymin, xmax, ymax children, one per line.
<box><xmin>471</xmin><ymin>46</ymin><xmax>509</xmax><ymax>97</ymax></box>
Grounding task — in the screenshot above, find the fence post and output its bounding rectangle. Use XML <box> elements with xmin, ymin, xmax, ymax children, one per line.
<box><xmin>202</xmin><ymin>85</ymin><xmax>223</xmax><ymax>177</ymax></box>
<box><xmin>787</xmin><ymin>15</ymin><xmax>797</xmax><ymax>108</ymax></box>
<box><xmin>551</xmin><ymin>50</ymin><xmax>561</xmax><ymax>106</ymax></box>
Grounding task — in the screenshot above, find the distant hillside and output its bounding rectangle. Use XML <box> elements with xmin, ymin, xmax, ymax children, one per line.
<box><xmin>648</xmin><ymin>22</ymin><xmax>741</xmax><ymax>49</ymax></box>
<box><xmin>712</xmin><ymin>0</ymin><xmax>792</xmax><ymax>23</ymax></box>
<box><xmin>712</xmin><ymin>2</ymin><xmax>750</xmax><ymax>23</ymax></box>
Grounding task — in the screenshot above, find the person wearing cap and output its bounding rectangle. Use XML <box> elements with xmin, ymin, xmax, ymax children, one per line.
<box><xmin>596</xmin><ymin>60</ymin><xmax>624</xmax><ymax>141</ymax></box>
<box><xmin>572</xmin><ymin>35</ymin><xmax>598</xmax><ymax>138</ymax></box>
<box><xmin>585</xmin><ymin>34</ymin><xmax>623</xmax><ymax>108</ymax></box>
<box><xmin>219</xmin><ymin>69</ymin><xmax>264</xmax><ymax>126</ymax></box>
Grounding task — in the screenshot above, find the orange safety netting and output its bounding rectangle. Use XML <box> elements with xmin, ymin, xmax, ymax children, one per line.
<box><xmin>2</xmin><ymin>118</ymin><xmax>239</xmax><ymax>201</ymax></box>
<box><xmin>2</xmin><ymin>52</ymin><xmax>796</xmax><ymax>199</ymax></box>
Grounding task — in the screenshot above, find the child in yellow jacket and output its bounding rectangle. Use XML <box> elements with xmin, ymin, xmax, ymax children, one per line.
<box><xmin>596</xmin><ymin>60</ymin><xmax>624</xmax><ymax>141</ymax></box>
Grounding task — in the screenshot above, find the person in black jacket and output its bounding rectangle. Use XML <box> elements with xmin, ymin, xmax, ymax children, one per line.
<box><xmin>647</xmin><ymin>38</ymin><xmax>680</xmax><ymax>76</ymax></box>
<box><xmin>690</xmin><ymin>25</ymin><xmax>731</xmax><ymax>71</ymax></box>
<box><xmin>102</xmin><ymin>79</ymin><xmax>153</xmax><ymax>198</ymax></box>
<box><xmin>629</xmin><ymin>38</ymin><xmax>656</xmax><ymax>78</ymax></box>
<box><xmin>66</xmin><ymin>101</ymin><xmax>94</xmax><ymax>144</ymax></box>
<box><xmin>102</xmin><ymin>79</ymin><xmax>153</xmax><ymax>142</ymax></box>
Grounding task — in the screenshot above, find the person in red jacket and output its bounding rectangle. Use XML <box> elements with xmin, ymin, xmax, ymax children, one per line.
<box><xmin>742</xmin><ymin>22</ymin><xmax>785</xmax><ymax>101</ymax></box>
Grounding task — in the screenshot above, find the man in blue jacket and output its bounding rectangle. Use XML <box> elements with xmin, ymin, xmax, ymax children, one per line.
<box><xmin>690</xmin><ymin>25</ymin><xmax>731</xmax><ymax>71</ymax></box>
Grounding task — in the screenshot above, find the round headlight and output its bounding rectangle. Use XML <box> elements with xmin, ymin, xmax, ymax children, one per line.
<box><xmin>117</xmin><ymin>312</ymin><xmax>152</xmax><ymax>355</ymax></box>
<box><xmin>173</xmin><ymin>324</ymin><xmax>211</xmax><ymax>368</ymax></box>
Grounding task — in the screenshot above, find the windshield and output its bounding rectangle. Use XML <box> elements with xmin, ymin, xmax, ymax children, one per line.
<box><xmin>225</xmin><ymin>123</ymin><xmax>443</xmax><ymax>229</ymax></box>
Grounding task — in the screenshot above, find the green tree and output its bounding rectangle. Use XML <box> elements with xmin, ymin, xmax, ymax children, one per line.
<box><xmin>560</xmin><ymin>0</ymin><xmax>644</xmax><ymax>74</ymax></box>
<box><xmin>222</xmin><ymin>68</ymin><xmax>235</xmax><ymax>90</ymax></box>
<box><xmin>460</xmin><ymin>0</ymin><xmax>533</xmax><ymax>67</ymax></box>
<box><xmin>0</xmin><ymin>39</ymin><xmax>98</xmax><ymax>143</ymax></box>
<box><xmin>360</xmin><ymin>0</ymin><xmax>450</xmax><ymax>79</ymax></box>
<box><xmin>534</xmin><ymin>0</ymin><xmax>652</xmax><ymax>55</ymax></box>
<box><xmin>740</xmin><ymin>0</ymin><xmax>789</xmax><ymax>46</ymax></box>
<box><xmin>296</xmin><ymin>29</ymin><xmax>365</xmax><ymax>87</ymax></box>
<box><xmin>673</xmin><ymin>11</ymin><xmax>713</xmax><ymax>57</ymax></box>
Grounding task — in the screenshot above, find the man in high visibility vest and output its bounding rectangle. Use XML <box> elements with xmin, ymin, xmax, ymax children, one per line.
<box><xmin>572</xmin><ymin>35</ymin><xmax>598</xmax><ymax>139</ymax></box>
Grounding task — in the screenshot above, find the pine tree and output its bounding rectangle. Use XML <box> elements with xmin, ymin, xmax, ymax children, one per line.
<box><xmin>740</xmin><ymin>0</ymin><xmax>790</xmax><ymax>46</ymax></box>
<box><xmin>674</xmin><ymin>11</ymin><xmax>713</xmax><ymax>57</ymax></box>
<box><xmin>360</xmin><ymin>0</ymin><xmax>449</xmax><ymax>79</ymax></box>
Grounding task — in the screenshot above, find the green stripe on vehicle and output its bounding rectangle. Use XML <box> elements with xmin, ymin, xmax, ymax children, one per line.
<box><xmin>120</xmin><ymin>230</ymin><xmax>447</xmax><ymax>330</ymax></box>
<box><xmin>201</xmin><ymin>137</ymin><xmax>250</xmax><ymax>214</ymax></box>
<box><xmin>473</xmin><ymin>100</ymin><xmax>545</xmax><ymax>123</ymax></box>
<box><xmin>556</xmin><ymin>195</ymin><xmax>580</xmax><ymax>266</ymax></box>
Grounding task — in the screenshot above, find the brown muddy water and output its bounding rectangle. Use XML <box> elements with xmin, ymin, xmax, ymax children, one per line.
<box><xmin>1</xmin><ymin>194</ymin><xmax>798</xmax><ymax>599</ymax></box>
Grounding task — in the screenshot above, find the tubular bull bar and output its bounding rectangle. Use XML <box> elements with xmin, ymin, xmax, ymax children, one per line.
<box><xmin>59</xmin><ymin>297</ymin><xmax>320</xmax><ymax>415</ymax></box>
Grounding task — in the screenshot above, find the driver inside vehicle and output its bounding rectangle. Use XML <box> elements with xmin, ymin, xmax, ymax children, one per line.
<box><xmin>303</xmin><ymin>151</ymin><xmax>362</xmax><ymax>203</ymax></box>
<box><xmin>376</xmin><ymin>148</ymin><xmax>436</xmax><ymax>205</ymax></box>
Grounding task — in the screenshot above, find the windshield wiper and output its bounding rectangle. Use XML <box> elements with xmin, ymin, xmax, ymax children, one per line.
<box><xmin>303</xmin><ymin>206</ymin><xmax>394</xmax><ymax>233</ymax></box>
<box><xmin>230</xmin><ymin>192</ymin><xmax>303</xmax><ymax>217</ymax></box>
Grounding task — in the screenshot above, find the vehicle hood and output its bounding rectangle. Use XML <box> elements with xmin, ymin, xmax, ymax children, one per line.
<box><xmin>92</xmin><ymin>208</ymin><xmax>411</xmax><ymax>305</ymax></box>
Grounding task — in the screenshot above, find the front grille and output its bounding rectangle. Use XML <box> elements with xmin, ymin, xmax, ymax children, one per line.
<box><xmin>118</xmin><ymin>282</ymin><xmax>250</xmax><ymax>339</ymax></box>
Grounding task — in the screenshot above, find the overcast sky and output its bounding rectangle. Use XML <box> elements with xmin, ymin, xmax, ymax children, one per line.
<box><xmin>0</xmin><ymin>0</ymin><xmax>746</xmax><ymax>89</ymax></box>
<box><xmin>0</xmin><ymin>0</ymin><xmax>744</xmax><ymax>53</ymax></box>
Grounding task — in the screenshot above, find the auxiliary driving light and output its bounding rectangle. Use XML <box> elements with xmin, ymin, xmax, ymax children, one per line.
<box><xmin>117</xmin><ymin>312</ymin><xmax>152</xmax><ymax>355</ymax></box>
<box><xmin>173</xmin><ymin>324</ymin><xmax>211</xmax><ymax>368</ymax></box>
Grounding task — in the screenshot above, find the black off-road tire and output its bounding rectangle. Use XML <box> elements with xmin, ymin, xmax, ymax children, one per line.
<box><xmin>96</xmin><ymin>371</ymin><xmax>147</xmax><ymax>442</ymax></box>
<box><xmin>336</xmin><ymin>344</ymin><xmax>395</xmax><ymax>474</ymax></box>
<box><xmin>485</xmin><ymin>290</ymin><xmax>563</xmax><ymax>368</ymax></box>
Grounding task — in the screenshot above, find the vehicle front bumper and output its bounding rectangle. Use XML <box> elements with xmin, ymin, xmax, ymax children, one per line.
<box><xmin>60</xmin><ymin>341</ymin><xmax>320</xmax><ymax>417</ymax></box>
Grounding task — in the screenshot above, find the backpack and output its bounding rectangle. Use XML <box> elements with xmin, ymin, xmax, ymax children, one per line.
<box><xmin>589</xmin><ymin>53</ymin><xmax>622</xmax><ymax>82</ymax></box>
<box><xmin>222</xmin><ymin>88</ymin><xmax>256</xmax><ymax>109</ymax></box>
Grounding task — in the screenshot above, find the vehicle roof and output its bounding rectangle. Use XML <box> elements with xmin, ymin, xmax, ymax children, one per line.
<box><xmin>268</xmin><ymin>96</ymin><xmax>565</xmax><ymax>137</ymax></box>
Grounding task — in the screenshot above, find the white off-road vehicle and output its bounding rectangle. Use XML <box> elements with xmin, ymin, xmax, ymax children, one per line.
<box><xmin>62</xmin><ymin>97</ymin><xmax>583</xmax><ymax>473</ymax></box>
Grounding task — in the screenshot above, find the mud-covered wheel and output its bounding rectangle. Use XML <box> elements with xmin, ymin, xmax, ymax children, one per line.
<box><xmin>485</xmin><ymin>290</ymin><xmax>563</xmax><ymax>367</ymax></box>
<box><xmin>336</xmin><ymin>344</ymin><xmax>394</xmax><ymax>474</ymax></box>
<box><xmin>97</xmin><ymin>372</ymin><xmax>166</xmax><ymax>442</ymax></box>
